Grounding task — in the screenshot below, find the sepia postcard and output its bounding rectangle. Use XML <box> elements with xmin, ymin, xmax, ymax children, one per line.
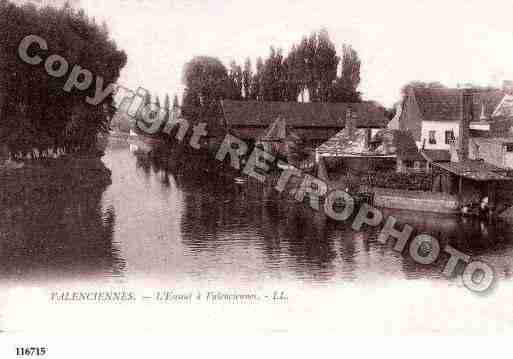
<box><xmin>1</xmin><ymin>0</ymin><xmax>513</xmax><ymax>357</ymax></box>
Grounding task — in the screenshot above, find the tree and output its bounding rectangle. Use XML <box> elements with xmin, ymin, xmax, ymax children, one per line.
<box><xmin>330</xmin><ymin>44</ymin><xmax>361</xmax><ymax>103</ymax></box>
<box><xmin>227</xmin><ymin>60</ymin><xmax>243</xmax><ymax>100</ymax></box>
<box><xmin>261</xmin><ymin>47</ymin><xmax>286</xmax><ymax>101</ymax></box>
<box><xmin>309</xmin><ymin>29</ymin><xmax>339</xmax><ymax>102</ymax></box>
<box><xmin>0</xmin><ymin>1</ymin><xmax>127</xmax><ymax>156</ymax></box>
<box><xmin>401</xmin><ymin>81</ymin><xmax>447</xmax><ymax>95</ymax></box>
<box><xmin>242</xmin><ymin>57</ymin><xmax>252</xmax><ymax>100</ymax></box>
<box><xmin>340</xmin><ymin>45</ymin><xmax>361</xmax><ymax>92</ymax></box>
<box><xmin>181</xmin><ymin>88</ymin><xmax>201</xmax><ymax>123</ymax></box>
<box><xmin>164</xmin><ymin>94</ymin><xmax>170</xmax><ymax>111</ymax></box>
<box><xmin>182</xmin><ymin>56</ymin><xmax>231</xmax><ymax>122</ymax></box>
<box><xmin>282</xmin><ymin>29</ymin><xmax>340</xmax><ymax>102</ymax></box>
<box><xmin>249</xmin><ymin>57</ymin><xmax>264</xmax><ymax>101</ymax></box>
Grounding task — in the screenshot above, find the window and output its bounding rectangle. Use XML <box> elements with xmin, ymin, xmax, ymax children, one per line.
<box><xmin>445</xmin><ymin>130</ymin><xmax>455</xmax><ymax>144</ymax></box>
<box><xmin>428</xmin><ymin>130</ymin><xmax>436</xmax><ymax>144</ymax></box>
<box><xmin>506</xmin><ymin>144</ymin><xmax>513</xmax><ymax>152</ymax></box>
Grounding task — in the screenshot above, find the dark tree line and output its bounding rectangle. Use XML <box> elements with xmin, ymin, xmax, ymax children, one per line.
<box><xmin>0</xmin><ymin>1</ymin><xmax>126</xmax><ymax>158</ymax></box>
<box><xmin>181</xmin><ymin>29</ymin><xmax>362</xmax><ymax>123</ymax></box>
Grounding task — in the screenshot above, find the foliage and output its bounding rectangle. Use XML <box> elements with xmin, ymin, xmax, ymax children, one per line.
<box><xmin>179</xmin><ymin>29</ymin><xmax>365</xmax><ymax>130</ymax></box>
<box><xmin>400</xmin><ymin>81</ymin><xmax>447</xmax><ymax>95</ymax></box>
<box><xmin>181</xmin><ymin>56</ymin><xmax>231</xmax><ymax>123</ymax></box>
<box><xmin>0</xmin><ymin>1</ymin><xmax>127</xmax><ymax>158</ymax></box>
<box><xmin>330</xmin><ymin>44</ymin><xmax>361</xmax><ymax>102</ymax></box>
<box><xmin>179</xmin><ymin>29</ymin><xmax>364</xmax><ymax>125</ymax></box>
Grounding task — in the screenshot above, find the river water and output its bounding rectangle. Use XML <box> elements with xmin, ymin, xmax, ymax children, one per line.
<box><xmin>2</xmin><ymin>141</ymin><xmax>513</xmax><ymax>334</ymax></box>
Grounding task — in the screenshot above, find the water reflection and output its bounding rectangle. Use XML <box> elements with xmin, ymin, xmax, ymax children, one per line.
<box><xmin>3</xmin><ymin>142</ymin><xmax>513</xmax><ymax>286</ymax></box>
<box><xmin>136</xmin><ymin>146</ymin><xmax>513</xmax><ymax>284</ymax></box>
<box><xmin>0</xmin><ymin>159</ymin><xmax>124</xmax><ymax>283</ymax></box>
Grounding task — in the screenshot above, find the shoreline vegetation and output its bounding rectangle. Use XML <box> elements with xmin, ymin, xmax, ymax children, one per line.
<box><xmin>0</xmin><ymin>2</ymin><xmax>125</xmax><ymax>204</ymax></box>
<box><xmin>0</xmin><ymin>154</ymin><xmax>111</xmax><ymax>205</ymax></box>
<box><xmin>0</xmin><ymin>2</ymin><xmax>126</xmax><ymax>175</ymax></box>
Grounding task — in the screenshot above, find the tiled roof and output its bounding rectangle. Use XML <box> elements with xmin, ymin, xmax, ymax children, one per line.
<box><xmin>432</xmin><ymin>160</ymin><xmax>513</xmax><ymax>181</ymax></box>
<box><xmin>316</xmin><ymin>128</ymin><xmax>423</xmax><ymax>161</ymax></box>
<box><xmin>412</xmin><ymin>88</ymin><xmax>463</xmax><ymax>122</ymax></box>
<box><xmin>411</xmin><ymin>88</ymin><xmax>505</xmax><ymax>122</ymax></box>
<box><xmin>316</xmin><ymin>128</ymin><xmax>370</xmax><ymax>155</ymax></box>
<box><xmin>221</xmin><ymin>100</ymin><xmax>388</xmax><ymax>129</ymax></box>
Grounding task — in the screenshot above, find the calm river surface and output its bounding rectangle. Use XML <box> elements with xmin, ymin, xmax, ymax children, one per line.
<box><xmin>2</xmin><ymin>141</ymin><xmax>513</xmax><ymax>334</ymax></box>
<box><xmin>2</xmin><ymin>141</ymin><xmax>513</xmax><ymax>285</ymax></box>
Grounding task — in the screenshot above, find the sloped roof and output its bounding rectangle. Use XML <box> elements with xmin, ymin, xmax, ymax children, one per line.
<box><xmin>387</xmin><ymin>101</ymin><xmax>402</xmax><ymax>130</ymax></box>
<box><xmin>492</xmin><ymin>94</ymin><xmax>513</xmax><ymax>118</ymax></box>
<box><xmin>371</xmin><ymin>129</ymin><xmax>423</xmax><ymax>161</ymax></box>
<box><xmin>479</xmin><ymin>90</ymin><xmax>505</xmax><ymax>119</ymax></box>
<box><xmin>411</xmin><ymin>88</ymin><xmax>506</xmax><ymax>122</ymax></box>
<box><xmin>221</xmin><ymin>100</ymin><xmax>388</xmax><ymax>129</ymax></box>
<box><xmin>393</xmin><ymin>130</ymin><xmax>424</xmax><ymax>162</ymax></box>
<box><xmin>433</xmin><ymin>160</ymin><xmax>513</xmax><ymax>181</ymax></box>
<box><xmin>412</xmin><ymin>88</ymin><xmax>463</xmax><ymax>122</ymax></box>
<box><xmin>317</xmin><ymin>128</ymin><xmax>423</xmax><ymax>161</ymax></box>
<box><xmin>316</xmin><ymin>128</ymin><xmax>370</xmax><ymax>155</ymax></box>
<box><xmin>258</xmin><ymin>117</ymin><xmax>300</xmax><ymax>142</ymax></box>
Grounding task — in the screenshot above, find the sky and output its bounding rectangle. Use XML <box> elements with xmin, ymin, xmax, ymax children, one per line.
<box><xmin>72</xmin><ymin>0</ymin><xmax>513</xmax><ymax>107</ymax></box>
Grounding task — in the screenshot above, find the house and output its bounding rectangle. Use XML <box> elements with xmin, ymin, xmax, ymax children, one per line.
<box><xmin>467</xmin><ymin>94</ymin><xmax>513</xmax><ymax>169</ymax></box>
<box><xmin>398</xmin><ymin>87</ymin><xmax>507</xmax><ymax>151</ymax></box>
<box><xmin>424</xmin><ymin>95</ymin><xmax>513</xmax><ymax>213</ymax></box>
<box><xmin>314</xmin><ymin>109</ymin><xmax>395</xmax><ymax>172</ymax></box>
<box><xmin>219</xmin><ymin>100</ymin><xmax>388</xmax><ymax>148</ymax></box>
<box><xmin>315</xmin><ymin>119</ymin><xmax>424</xmax><ymax>173</ymax></box>
<box><xmin>393</xmin><ymin>130</ymin><xmax>426</xmax><ymax>173</ymax></box>
<box><xmin>431</xmin><ymin>160</ymin><xmax>513</xmax><ymax>213</ymax></box>
<box><xmin>371</xmin><ymin>129</ymin><xmax>426</xmax><ymax>173</ymax></box>
<box><xmin>315</xmin><ymin>107</ymin><xmax>374</xmax><ymax>157</ymax></box>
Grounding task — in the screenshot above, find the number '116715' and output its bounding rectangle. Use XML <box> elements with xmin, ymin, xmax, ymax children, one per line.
<box><xmin>16</xmin><ymin>347</ymin><xmax>47</xmax><ymax>356</ymax></box>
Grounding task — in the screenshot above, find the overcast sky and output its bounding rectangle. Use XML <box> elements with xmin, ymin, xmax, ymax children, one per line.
<box><xmin>77</xmin><ymin>0</ymin><xmax>513</xmax><ymax>107</ymax></box>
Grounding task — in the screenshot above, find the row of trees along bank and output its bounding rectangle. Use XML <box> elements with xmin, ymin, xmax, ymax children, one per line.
<box><xmin>0</xmin><ymin>1</ymin><xmax>127</xmax><ymax>159</ymax></box>
<box><xmin>181</xmin><ymin>29</ymin><xmax>362</xmax><ymax>124</ymax></box>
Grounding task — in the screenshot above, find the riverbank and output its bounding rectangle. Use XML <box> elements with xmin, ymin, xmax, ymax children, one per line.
<box><xmin>0</xmin><ymin>155</ymin><xmax>111</xmax><ymax>204</ymax></box>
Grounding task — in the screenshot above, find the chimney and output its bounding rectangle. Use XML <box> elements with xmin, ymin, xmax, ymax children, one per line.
<box><xmin>345</xmin><ymin>106</ymin><xmax>357</xmax><ymax>137</ymax></box>
<box><xmin>458</xmin><ymin>89</ymin><xmax>472</xmax><ymax>161</ymax></box>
